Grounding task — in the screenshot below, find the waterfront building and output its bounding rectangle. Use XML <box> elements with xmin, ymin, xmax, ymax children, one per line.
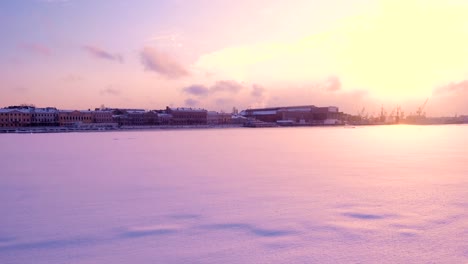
<box><xmin>462</xmin><ymin>115</ymin><xmax>468</xmax><ymax>124</ymax></box>
<box><xmin>242</xmin><ymin>105</ymin><xmax>343</xmax><ymax>125</ymax></box>
<box><xmin>166</xmin><ymin>107</ymin><xmax>207</xmax><ymax>125</ymax></box>
<box><xmin>0</xmin><ymin>108</ymin><xmax>32</xmax><ymax>127</ymax></box>
<box><xmin>126</xmin><ymin>110</ymin><xmax>147</xmax><ymax>126</ymax></box>
<box><xmin>112</xmin><ymin>114</ymin><xmax>128</xmax><ymax>126</ymax></box>
<box><xmin>93</xmin><ymin>110</ymin><xmax>114</xmax><ymax>123</ymax></box>
<box><xmin>157</xmin><ymin>113</ymin><xmax>172</xmax><ymax>125</ymax></box>
<box><xmin>143</xmin><ymin>111</ymin><xmax>158</xmax><ymax>125</ymax></box>
<box><xmin>31</xmin><ymin>107</ymin><xmax>58</xmax><ymax>126</ymax></box>
<box><xmin>129</xmin><ymin>110</ymin><xmax>159</xmax><ymax>126</ymax></box>
<box><xmin>207</xmin><ymin>111</ymin><xmax>232</xmax><ymax>125</ymax></box>
<box><xmin>110</xmin><ymin>109</ymin><xmax>159</xmax><ymax>126</ymax></box>
<box><xmin>58</xmin><ymin>110</ymin><xmax>93</xmax><ymax>126</ymax></box>
<box><xmin>231</xmin><ymin>114</ymin><xmax>248</xmax><ymax>125</ymax></box>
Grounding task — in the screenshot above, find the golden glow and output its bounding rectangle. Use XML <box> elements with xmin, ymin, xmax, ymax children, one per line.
<box><xmin>196</xmin><ymin>0</ymin><xmax>468</xmax><ymax>101</ymax></box>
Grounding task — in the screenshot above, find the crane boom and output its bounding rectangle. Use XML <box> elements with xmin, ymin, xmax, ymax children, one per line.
<box><xmin>416</xmin><ymin>98</ymin><xmax>429</xmax><ymax>116</ymax></box>
<box><xmin>358</xmin><ymin>107</ymin><xmax>366</xmax><ymax>118</ymax></box>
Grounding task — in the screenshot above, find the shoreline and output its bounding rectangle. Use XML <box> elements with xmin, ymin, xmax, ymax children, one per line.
<box><xmin>1</xmin><ymin>122</ymin><xmax>467</xmax><ymax>134</ymax></box>
<box><xmin>0</xmin><ymin>124</ymin><xmax>244</xmax><ymax>134</ymax></box>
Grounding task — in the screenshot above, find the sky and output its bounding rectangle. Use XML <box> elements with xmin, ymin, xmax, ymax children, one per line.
<box><xmin>1</xmin><ymin>0</ymin><xmax>468</xmax><ymax>116</ymax></box>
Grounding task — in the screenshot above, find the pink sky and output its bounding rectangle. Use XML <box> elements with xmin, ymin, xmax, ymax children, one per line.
<box><xmin>1</xmin><ymin>0</ymin><xmax>468</xmax><ymax>115</ymax></box>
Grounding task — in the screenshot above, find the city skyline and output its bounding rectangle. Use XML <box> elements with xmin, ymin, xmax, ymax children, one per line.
<box><xmin>2</xmin><ymin>0</ymin><xmax>468</xmax><ymax>115</ymax></box>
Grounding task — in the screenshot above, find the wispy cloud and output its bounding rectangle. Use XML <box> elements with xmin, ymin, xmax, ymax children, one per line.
<box><xmin>184</xmin><ymin>98</ymin><xmax>199</xmax><ymax>107</ymax></box>
<box><xmin>100</xmin><ymin>86</ymin><xmax>121</xmax><ymax>96</ymax></box>
<box><xmin>321</xmin><ymin>76</ymin><xmax>341</xmax><ymax>92</ymax></box>
<box><xmin>147</xmin><ymin>32</ymin><xmax>183</xmax><ymax>48</ymax></box>
<box><xmin>211</xmin><ymin>80</ymin><xmax>244</xmax><ymax>93</ymax></box>
<box><xmin>140</xmin><ymin>47</ymin><xmax>189</xmax><ymax>79</ymax></box>
<box><xmin>250</xmin><ymin>84</ymin><xmax>269</xmax><ymax>108</ymax></box>
<box><xmin>215</xmin><ymin>97</ymin><xmax>234</xmax><ymax>106</ymax></box>
<box><xmin>251</xmin><ymin>84</ymin><xmax>265</xmax><ymax>98</ymax></box>
<box><xmin>11</xmin><ymin>86</ymin><xmax>29</xmax><ymax>93</ymax></box>
<box><xmin>181</xmin><ymin>81</ymin><xmax>266</xmax><ymax>111</ymax></box>
<box><xmin>183</xmin><ymin>85</ymin><xmax>210</xmax><ymax>96</ymax></box>
<box><xmin>82</xmin><ymin>45</ymin><xmax>123</xmax><ymax>63</ymax></box>
<box><xmin>149</xmin><ymin>34</ymin><xmax>179</xmax><ymax>41</ymax></box>
<box><xmin>63</xmin><ymin>74</ymin><xmax>83</xmax><ymax>83</ymax></box>
<box><xmin>182</xmin><ymin>80</ymin><xmax>244</xmax><ymax>97</ymax></box>
<box><xmin>434</xmin><ymin>80</ymin><xmax>468</xmax><ymax>95</ymax></box>
<box><xmin>19</xmin><ymin>43</ymin><xmax>52</xmax><ymax>56</ymax></box>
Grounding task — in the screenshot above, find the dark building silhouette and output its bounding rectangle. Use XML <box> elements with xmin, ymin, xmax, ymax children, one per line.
<box><xmin>242</xmin><ymin>105</ymin><xmax>342</xmax><ymax>125</ymax></box>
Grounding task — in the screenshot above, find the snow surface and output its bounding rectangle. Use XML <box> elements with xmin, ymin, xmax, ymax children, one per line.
<box><xmin>0</xmin><ymin>125</ymin><xmax>467</xmax><ymax>264</ymax></box>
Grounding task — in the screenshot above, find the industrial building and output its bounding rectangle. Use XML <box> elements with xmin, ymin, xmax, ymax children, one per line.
<box><xmin>241</xmin><ymin>105</ymin><xmax>343</xmax><ymax>125</ymax></box>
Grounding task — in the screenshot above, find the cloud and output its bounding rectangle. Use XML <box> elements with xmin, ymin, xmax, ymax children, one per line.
<box><xmin>181</xmin><ymin>80</ymin><xmax>265</xmax><ymax>111</ymax></box>
<box><xmin>321</xmin><ymin>76</ymin><xmax>341</xmax><ymax>92</ymax></box>
<box><xmin>194</xmin><ymin>0</ymin><xmax>468</xmax><ymax>101</ymax></box>
<box><xmin>11</xmin><ymin>86</ymin><xmax>29</xmax><ymax>93</ymax></box>
<box><xmin>63</xmin><ymin>74</ymin><xmax>83</xmax><ymax>83</ymax></box>
<box><xmin>147</xmin><ymin>32</ymin><xmax>183</xmax><ymax>48</ymax></box>
<box><xmin>184</xmin><ymin>98</ymin><xmax>199</xmax><ymax>106</ymax></box>
<box><xmin>211</xmin><ymin>80</ymin><xmax>244</xmax><ymax>93</ymax></box>
<box><xmin>140</xmin><ymin>47</ymin><xmax>189</xmax><ymax>79</ymax></box>
<box><xmin>428</xmin><ymin>80</ymin><xmax>468</xmax><ymax>115</ymax></box>
<box><xmin>82</xmin><ymin>45</ymin><xmax>123</xmax><ymax>63</ymax></box>
<box><xmin>19</xmin><ymin>43</ymin><xmax>52</xmax><ymax>56</ymax></box>
<box><xmin>434</xmin><ymin>80</ymin><xmax>468</xmax><ymax>95</ymax></box>
<box><xmin>182</xmin><ymin>80</ymin><xmax>244</xmax><ymax>97</ymax></box>
<box><xmin>183</xmin><ymin>84</ymin><xmax>210</xmax><ymax>96</ymax></box>
<box><xmin>249</xmin><ymin>84</ymin><xmax>269</xmax><ymax>108</ymax></box>
<box><xmin>215</xmin><ymin>97</ymin><xmax>234</xmax><ymax>106</ymax></box>
<box><xmin>100</xmin><ymin>86</ymin><xmax>121</xmax><ymax>96</ymax></box>
<box><xmin>251</xmin><ymin>84</ymin><xmax>265</xmax><ymax>98</ymax></box>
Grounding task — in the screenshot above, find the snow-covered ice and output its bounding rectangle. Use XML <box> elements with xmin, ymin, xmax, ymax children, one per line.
<box><xmin>0</xmin><ymin>125</ymin><xmax>467</xmax><ymax>263</ymax></box>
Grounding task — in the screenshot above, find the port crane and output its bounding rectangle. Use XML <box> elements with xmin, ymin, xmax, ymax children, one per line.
<box><xmin>416</xmin><ymin>98</ymin><xmax>429</xmax><ymax>117</ymax></box>
<box><xmin>358</xmin><ymin>107</ymin><xmax>366</xmax><ymax>117</ymax></box>
<box><xmin>395</xmin><ymin>106</ymin><xmax>404</xmax><ymax>123</ymax></box>
<box><xmin>386</xmin><ymin>106</ymin><xmax>402</xmax><ymax>123</ymax></box>
<box><xmin>379</xmin><ymin>106</ymin><xmax>387</xmax><ymax>122</ymax></box>
<box><xmin>388</xmin><ymin>108</ymin><xmax>395</xmax><ymax>123</ymax></box>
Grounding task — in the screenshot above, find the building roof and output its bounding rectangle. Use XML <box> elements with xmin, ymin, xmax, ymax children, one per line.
<box><xmin>168</xmin><ymin>107</ymin><xmax>207</xmax><ymax>112</ymax></box>
<box><xmin>34</xmin><ymin>108</ymin><xmax>58</xmax><ymax>113</ymax></box>
<box><xmin>0</xmin><ymin>109</ymin><xmax>32</xmax><ymax>114</ymax></box>
<box><xmin>244</xmin><ymin>105</ymin><xmax>339</xmax><ymax>114</ymax></box>
<box><xmin>59</xmin><ymin>110</ymin><xmax>93</xmax><ymax>113</ymax></box>
<box><xmin>126</xmin><ymin>110</ymin><xmax>146</xmax><ymax>114</ymax></box>
<box><xmin>246</xmin><ymin>105</ymin><xmax>316</xmax><ymax>112</ymax></box>
<box><xmin>250</xmin><ymin>110</ymin><xmax>278</xmax><ymax>115</ymax></box>
<box><xmin>279</xmin><ymin>106</ymin><xmax>316</xmax><ymax>112</ymax></box>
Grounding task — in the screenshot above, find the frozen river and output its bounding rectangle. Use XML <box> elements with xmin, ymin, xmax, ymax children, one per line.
<box><xmin>1</xmin><ymin>125</ymin><xmax>467</xmax><ymax>263</ymax></box>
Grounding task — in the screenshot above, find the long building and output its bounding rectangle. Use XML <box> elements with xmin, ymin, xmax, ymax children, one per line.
<box><xmin>165</xmin><ymin>107</ymin><xmax>207</xmax><ymax>125</ymax></box>
<box><xmin>207</xmin><ymin>111</ymin><xmax>232</xmax><ymax>125</ymax></box>
<box><xmin>0</xmin><ymin>108</ymin><xmax>32</xmax><ymax>127</ymax></box>
<box><xmin>93</xmin><ymin>110</ymin><xmax>114</xmax><ymax>123</ymax></box>
<box><xmin>31</xmin><ymin>107</ymin><xmax>58</xmax><ymax>126</ymax></box>
<box><xmin>242</xmin><ymin>105</ymin><xmax>343</xmax><ymax>125</ymax></box>
<box><xmin>58</xmin><ymin>110</ymin><xmax>93</xmax><ymax>126</ymax></box>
